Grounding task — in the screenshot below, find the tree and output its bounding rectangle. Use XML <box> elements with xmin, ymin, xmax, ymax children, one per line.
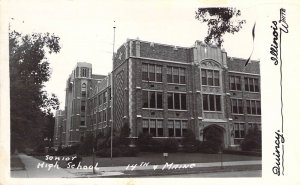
<box><xmin>9</xmin><ymin>30</ymin><xmax>61</xmax><ymax>152</ymax></box>
<box><xmin>195</xmin><ymin>8</ymin><xmax>246</xmax><ymax>47</ymax></box>
<box><xmin>241</xmin><ymin>125</ymin><xmax>261</xmax><ymax>151</ymax></box>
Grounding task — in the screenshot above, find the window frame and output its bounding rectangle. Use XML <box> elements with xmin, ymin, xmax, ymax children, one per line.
<box><xmin>201</xmin><ymin>69</ymin><xmax>220</xmax><ymax>87</ymax></box>
<box><xmin>202</xmin><ymin>94</ymin><xmax>222</xmax><ymax>112</ymax></box>
<box><xmin>167</xmin><ymin>92</ymin><xmax>187</xmax><ymax>110</ymax></box>
<box><xmin>142</xmin><ymin>63</ymin><xmax>163</xmax><ymax>82</ymax></box>
<box><xmin>142</xmin><ymin>90</ymin><xmax>164</xmax><ymax>109</ymax></box>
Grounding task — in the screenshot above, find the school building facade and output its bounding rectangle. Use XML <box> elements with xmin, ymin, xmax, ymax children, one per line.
<box><xmin>54</xmin><ymin>39</ymin><xmax>261</xmax><ymax>149</ymax></box>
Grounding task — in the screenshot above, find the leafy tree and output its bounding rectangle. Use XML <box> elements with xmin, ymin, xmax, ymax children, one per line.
<box><xmin>9</xmin><ymin>30</ymin><xmax>61</xmax><ymax>152</ymax></box>
<box><xmin>195</xmin><ymin>7</ymin><xmax>246</xmax><ymax>47</ymax></box>
<box><xmin>241</xmin><ymin>125</ymin><xmax>261</xmax><ymax>151</ymax></box>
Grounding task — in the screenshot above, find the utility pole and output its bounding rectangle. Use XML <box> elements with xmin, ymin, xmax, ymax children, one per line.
<box><xmin>110</xmin><ymin>21</ymin><xmax>116</xmax><ymax>160</ymax></box>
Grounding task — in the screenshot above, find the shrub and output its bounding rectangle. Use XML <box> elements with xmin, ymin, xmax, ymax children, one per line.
<box><xmin>161</xmin><ymin>138</ymin><xmax>178</xmax><ymax>153</ymax></box>
<box><xmin>55</xmin><ymin>144</ymin><xmax>80</xmax><ymax>156</ymax></box>
<box><xmin>77</xmin><ymin>133</ymin><xmax>94</xmax><ymax>156</ymax></box>
<box><xmin>198</xmin><ymin>141</ymin><xmax>220</xmax><ymax>154</ymax></box>
<box><xmin>183</xmin><ymin>140</ymin><xmax>202</xmax><ymax>153</ymax></box>
<box><xmin>95</xmin><ymin>147</ymin><xmax>122</xmax><ymax>157</ymax></box>
<box><xmin>241</xmin><ymin>127</ymin><xmax>261</xmax><ymax>151</ymax></box>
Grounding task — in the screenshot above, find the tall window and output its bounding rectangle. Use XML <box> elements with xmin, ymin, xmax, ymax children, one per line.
<box><xmin>98</xmin><ymin>94</ymin><xmax>102</xmax><ymax>105</ymax></box>
<box><xmin>80</xmin><ymin>116</ymin><xmax>85</xmax><ymax>126</ymax></box>
<box><xmin>231</xmin><ymin>99</ymin><xmax>243</xmax><ymax>114</ymax></box>
<box><xmin>142</xmin><ymin>119</ymin><xmax>164</xmax><ymax>137</ymax></box>
<box><xmin>167</xmin><ymin>67</ymin><xmax>186</xmax><ymax>84</ymax></box>
<box><xmin>234</xmin><ymin>123</ymin><xmax>245</xmax><ymax>138</ymax></box>
<box><xmin>81</xmin><ymin>100</ymin><xmax>86</xmax><ymax>112</ymax></box>
<box><xmin>230</xmin><ymin>76</ymin><xmax>241</xmax><ymax>91</ymax></box>
<box><xmin>202</xmin><ymin>94</ymin><xmax>221</xmax><ymax>111</ymax></box>
<box><xmin>168</xmin><ymin>120</ymin><xmax>188</xmax><ymax>137</ymax></box>
<box><xmin>167</xmin><ymin>93</ymin><xmax>187</xmax><ymax>110</ymax></box>
<box><xmin>246</xmin><ymin>100</ymin><xmax>261</xmax><ymax>115</ymax></box>
<box><xmin>201</xmin><ymin>69</ymin><xmax>220</xmax><ymax>86</ymax></box>
<box><xmin>244</xmin><ymin>77</ymin><xmax>260</xmax><ymax>92</ymax></box>
<box><xmin>142</xmin><ymin>91</ymin><xmax>163</xmax><ymax>109</ymax></box>
<box><xmin>142</xmin><ymin>63</ymin><xmax>162</xmax><ymax>82</ymax></box>
<box><xmin>81</xmin><ymin>83</ymin><xmax>86</xmax><ymax>97</ymax></box>
<box><xmin>81</xmin><ymin>67</ymin><xmax>89</xmax><ymax>77</ymax></box>
<box><xmin>103</xmin><ymin>91</ymin><xmax>107</xmax><ymax>103</ymax></box>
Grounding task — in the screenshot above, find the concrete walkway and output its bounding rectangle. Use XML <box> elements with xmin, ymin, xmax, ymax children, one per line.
<box><xmin>11</xmin><ymin>154</ymin><xmax>76</xmax><ymax>178</ymax></box>
<box><xmin>11</xmin><ymin>154</ymin><xmax>261</xmax><ymax>178</ymax></box>
<box><xmin>64</xmin><ymin>159</ymin><xmax>261</xmax><ymax>177</ymax></box>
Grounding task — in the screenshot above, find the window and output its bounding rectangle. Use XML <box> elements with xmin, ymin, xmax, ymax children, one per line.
<box><xmin>142</xmin><ymin>120</ymin><xmax>149</xmax><ymax>134</ymax></box>
<box><xmin>81</xmin><ymin>101</ymin><xmax>86</xmax><ymax>112</ymax></box>
<box><xmin>80</xmin><ymin>116</ymin><xmax>85</xmax><ymax>126</ymax></box>
<box><xmin>149</xmin><ymin>119</ymin><xmax>156</xmax><ymax>136</ymax></box>
<box><xmin>142</xmin><ymin>91</ymin><xmax>148</xmax><ymax>108</ymax></box>
<box><xmin>246</xmin><ymin>100</ymin><xmax>261</xmax><ymax>115</ymax></box>
<box><xmin>168</xmin><ymin>121</ymin><xmax>174</xmax><ymax>137</ymax></box>
<box><xmin>231</xmin><ymin>99</ymin><xmax>243</xmax><ymax>114</ymax></box>
<box><xmin>173</xmin><ymin>67</ymin><xmax>179</xmax><ymax>83</ymax></box>
<box><xmin>202</xmin><ymin>94</ymin><xmax>221</xmax><ymax>111</ymax></box>
<box><xmin>168</xmin><ymin>120</ymin><xmax>188</xmax><ymax>137</ymax></box>
<box><xmin>103</xmin><ymin>111</ymin><xmax>107</xmax><ymax>122</ymax></box>
<box><xmin>81</xmin><ymin>67</ymin><xmax>89</xmax><ymax>77</ymax></box>
<box><xmin>167</xmin><ymin>93</ymin><xmax>187</xmax><ymax>110</ymax></box>
<box><xmin>201</xmin><ymin>69</ymin><xmax>220</xmax><ymax>86</ymax></box>
<box><xmin>142</xmin><ymin>63</ymin><xmax>163</xmax><ymax>82</ymax></box>
<box><xmin>156</xmin><ymin>92</ymin><xmax>163</xmax><ymax>109</ymax></box>
<box><xmin>142</xmin><ymin>91</ymin><xmax>163</xmax><ymax>109</ymax></box>
<box><xmin>244</xmin><ymin>77</ymin><xmax>260</xmax><ymax>92</ymax></box>
<box><xmin>157</xmin><ymin>120</ymin><xmax>163</xmax><ymax>137</ymax></box>
<box><xmin>234</xmin><ymin>123</ymin><xmax>245</xmax><ymax>138</ymax></box>
<box><xmin>248</xmin><ymin>123</ymin><xmax>261</xmax><ymax>130</ymax></box>
<box><xmin>98</xmin><ymin>94</ymin><xmax>102</xmax><ymax>105</ymax></box>
<box><xmin>103</xmin><ymin>91</ymin><xmax>107</xmax><ymax>103</ymax></box>
<box><xmin>179</xmin><ymin>68</ymin><xmax>186</xmax><ymax>84</ymax></box>
<box><xmin>167</xmin><ymin>67</ymin><xmax>186</xmax><ymax>84</ymax></box>
<box><xmin>142</xmin><ymin>119</ymin><xmax>164</xmax><ymax>137</ymax></box>
<box><xmin>230</xmin><ymin>76</ymin><xmax>241</xmax><ymax>91</ymax></box>
<box><xmin>81</xmin><ymin>83</ymin><xmax>86</xmax><ymax>97</ymax></box>
<box><xmin>156</xmin><ymin>66</ymin><xmax>162</xmax><ymax>82</ymax></box>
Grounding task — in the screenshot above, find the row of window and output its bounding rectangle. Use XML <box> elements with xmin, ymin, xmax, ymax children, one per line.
<box><xmin>142</xmin><ymin>63</ymin><xmax>186</xmax><ymax>84</ymax></box>
<box><xmin>231</xmin><ymin>99</ymin><xmax>261</xmax><ymax>115</ymax></box>
<box><xmin>234</xmin><ymin>123</ymin><xmax>261</xmax><ymax>139</ymax></box>
<box><xmin>230</xmin><ymin>76</ymin><xmax>259</xmax><ymax>92</ymax></box>
<box><xmin>142</xmin><ymin>119</ymin><xmax>187</xmax><ymax>137</ymax></box>
<box><xmin>88</xmin><ymin>89</ymin><xmax>111</xmax><ymax>109</ymax></box>
<box><xmin>75</xmin><ymin>67</ymin><xmax>90</xmax><ymax>78</ymax></box>
<box><xmin>142</xmin><ymin>91</ymin><xmax>187</xmax><ymax>110</ymax></box>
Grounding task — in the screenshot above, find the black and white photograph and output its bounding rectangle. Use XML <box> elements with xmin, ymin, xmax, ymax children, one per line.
<box><xmin>1</xmin><ymin>0</ymin><xmax>300</xmax><ymax>184</ymax></box>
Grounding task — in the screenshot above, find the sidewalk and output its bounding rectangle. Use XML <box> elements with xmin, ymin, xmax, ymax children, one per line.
<box><xmin>11</xmin><ymin>154</ymin><xmax>261</xmax><ymax>178</ymax></box>
<box><xmin>64</xmin><ymin>160</ymin><xmax>261</xmax><ymax>177</ymax></box>
<box><xmin>11</xmin><ymin>154</ymin><xmax>76</xmax><ymax>178</ymax></box>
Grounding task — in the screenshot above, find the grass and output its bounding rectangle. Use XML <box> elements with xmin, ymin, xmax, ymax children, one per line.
<box><xmin>33</xmin><ymin>152</ymin><xmax>261</xmax><ymax>168</ymax></box>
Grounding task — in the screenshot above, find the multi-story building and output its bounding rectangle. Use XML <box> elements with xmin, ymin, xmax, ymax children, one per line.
<box><xmin>53</xmin><ymin>110</ymin><xmax>64</xmax><ymax>147</ymax></box>
<box><xmin>54</xmin><ymin>39</ymin><xmax>261</xmax><ymax>149</ymax></box>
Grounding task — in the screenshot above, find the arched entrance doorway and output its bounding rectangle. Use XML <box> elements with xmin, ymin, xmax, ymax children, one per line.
<box><xmin>203</xmin><ymin>124</ymin><xmax>225</xmax><ymax>151</ymax></box>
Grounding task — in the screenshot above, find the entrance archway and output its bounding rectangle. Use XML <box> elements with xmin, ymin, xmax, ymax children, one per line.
<box><xmin>203</xmin><ymin>124</ymin><xmax>225</xmax><ymax>150</ymax></box>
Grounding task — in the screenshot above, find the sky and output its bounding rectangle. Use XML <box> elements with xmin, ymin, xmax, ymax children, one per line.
<box><xmin>8</xmin><ymin>0</ymin><xmax>258</xmax><ymax>108</ymax></box>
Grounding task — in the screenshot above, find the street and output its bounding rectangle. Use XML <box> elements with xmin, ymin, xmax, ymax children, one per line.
<box><xmin>159</xmin><ymin>170</ymin><xmax>262</xmax><ymax>177</ymax></box>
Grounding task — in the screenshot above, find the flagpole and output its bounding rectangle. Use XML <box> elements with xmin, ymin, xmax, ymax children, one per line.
<box><xmin>111</xmin><ymin>21</ymin><xmax>116</xmax><ymax>159</ymax></box>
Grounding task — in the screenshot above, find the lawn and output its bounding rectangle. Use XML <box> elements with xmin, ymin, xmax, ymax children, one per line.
<box><xmin>33</xmin><ymin>152</ymin><xmax>261</xmax><ymax>168</ymax></box>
